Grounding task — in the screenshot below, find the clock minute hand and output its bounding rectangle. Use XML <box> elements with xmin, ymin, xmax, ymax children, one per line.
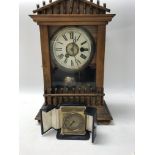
<box><xmin>69</xmin><ymin>120</ymin><xmax>75</xmax><ymax>127</ymax></box>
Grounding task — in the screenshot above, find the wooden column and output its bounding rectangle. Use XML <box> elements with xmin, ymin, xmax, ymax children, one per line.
<box><xmin>96</xmin><ymin>24</ymin><xmax>106</xmax><ymax>88</ymax></box>
<box><xmin>39</xmin><ymin>25</ymin><xmax>52</xmax><ymax>104</ymax></box>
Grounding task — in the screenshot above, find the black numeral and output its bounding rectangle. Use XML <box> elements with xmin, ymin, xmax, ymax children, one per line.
<box><xmin>80</xmin><ymin>47</ymin><xmax>89</xmax><ymax>52</ymax></box>
<box><xmin>71</xmin><ymin>60</ymin><xmax>74</xmax><ymax>66</ymax></box>
<box><xmin>70</xmin><ymin>32</ymin><xmax>74</xmax><ymax>39</ymax></box>
<box><xmin>56</xmin><ymin>48</ymin><xmax>62</xmax><ymax>51</ymax></box>
<box><xmin>75</xmin><ymin>59</ymin><xmax>81</xmax><ymax>65</ymax></box>
<box><xmin>64</xmin><ymin>58</ymin><xmax>68</xmax><ymax>64</ymax></box>
<box><xmin>62</xmin><ymin>34</ymin><xmax>68</xmax><ymax>41</ymax></box>
<box><xmin>77</xmin><ymin>34</ymin><xmax>81</xmax><ymax>41</ymax></box>
<box><xmin>57</xmin><ymin>42</ymin><xmax>63</xmax><ymax>45</ymax></box>
<box><xmin>81</xmin><ymin>41</ymin><xmax>87</xmax><ymax>45</ymax></box>
<box><xmin>57</xmin><ymin>54</ymin><xmax>64</xmax><ymax>59</ymax></box>
<box><xmin>80</xmin><ymin>54</ymin><xmax>87</xmax><ymax>59</ymax></box>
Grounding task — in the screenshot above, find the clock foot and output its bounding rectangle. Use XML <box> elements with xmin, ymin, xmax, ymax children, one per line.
<box><xmin>95</xmin><ymin>100</ymin><xmax>113</xmax><ymax>125</ymax></box>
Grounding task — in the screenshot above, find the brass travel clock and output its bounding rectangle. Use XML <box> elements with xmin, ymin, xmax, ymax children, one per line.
<box><xmin>61</xmin><ymin>106</ymin><xmax>86</xmax><ymax>135</ymax></box>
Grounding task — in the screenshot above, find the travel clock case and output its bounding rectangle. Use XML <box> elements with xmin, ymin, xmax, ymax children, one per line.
<box><xmin>40</xmin><ymin>102</ymin><xmax>97</xmax><ymax>143</ymax></box>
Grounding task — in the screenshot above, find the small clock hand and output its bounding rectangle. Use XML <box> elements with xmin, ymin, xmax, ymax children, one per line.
<box><xmin>69</xmin><ymin>120</ymin><xmax>75</xmax><ymax>127</ymax></box>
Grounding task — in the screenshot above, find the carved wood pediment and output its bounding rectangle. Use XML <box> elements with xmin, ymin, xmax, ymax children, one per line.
<box><xmin>33</xmin><ymin>0</ymin><xmax>110</xmax><ymax>14</ymax></box>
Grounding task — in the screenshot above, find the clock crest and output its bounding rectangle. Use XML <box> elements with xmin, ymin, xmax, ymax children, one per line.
<box><xmin>30</xmin><ymin>0</ymin><xmax>115</xmax><ymax>130</ymax></box>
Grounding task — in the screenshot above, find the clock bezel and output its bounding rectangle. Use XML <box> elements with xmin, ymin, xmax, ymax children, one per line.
<box><xmin>50</xmin><ymin>26</ymin><xmax>95</xmax><ymax>73</ymax></box>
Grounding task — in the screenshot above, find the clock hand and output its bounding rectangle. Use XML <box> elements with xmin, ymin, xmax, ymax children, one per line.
<box><xmin>69</xmin><ymin>120</ymin><xmax>75</xmax><ymax>127</ymax></box>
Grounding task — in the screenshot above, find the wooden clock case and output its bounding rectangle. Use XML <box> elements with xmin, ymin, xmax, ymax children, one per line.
<box><xmin>30</xmin><ymin>0</ymin><xmax>115</xmax><ymax>124</ymax></box>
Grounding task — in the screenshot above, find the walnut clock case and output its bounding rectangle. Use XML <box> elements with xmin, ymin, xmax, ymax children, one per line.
<box><xmin>30</xmin><ymin>0</ymin><xmax>115</xmax><ymax>126</ymax></box>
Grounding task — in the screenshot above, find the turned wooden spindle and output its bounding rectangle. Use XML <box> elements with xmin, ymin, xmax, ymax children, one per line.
<box><xmin>72</xmin><ymin>87</ymin><xmax>75</xmax><ymax>102</ymax></box>
<box><xmin>90</xmin><ymin>87</ymin><xmax>94</xmax><ymax>106</ymax></box>
<box><xmin>83</xmin><ymin>3</ymin><xmax>86</xmax><ymax>14</ymax></box>
<box><xmin>58</xmin><ymin>3</ymin><xmax>61</xmax><ymax>14</ymax></box>
<box><xmin>77</xmin><ymin>0</ymin><xmax>80</xmax><ymax>14</ymax></box>
<box><xmin>42</xmin><ymin>1</ymin><xmax>47</xmax><ymax>14</ymax></box>
<box><xmin>53</xmin><ymin>87</ymin><xmax>57</xmax><ymax>105</ymax></box>
<box><xmin>69</xmin><ymin>0</ymin><xmax>74</xmax><ymax>14</ymax></box>
<box><xmin>80</xmin><ymin>87</ymin><xmax>83</xmax><ymax>103</ymax></box>
<box><xmin>89</xmin><ymin>1</ymin><xmax>93</xmax><ymax>14</ymax></box>
<box><xmin>49</xmin><ymin>88</ymin><xmax>52</xmax><ymax>105</ymax></box>
<box><xmin>93</xmin><ymin>87</ymin><xmax>97</xmax><ymax>105</ymax></box>
<box><xmin>44</xmin><ymin>88</ymin><xmax>48</xmax><ymax>105</ymax></box>
<box><xmin>97</xmin><ymin>0</ymin><xmax>100</xmax><ymax>14</ymax></box>
<box><xmin>97</xmin><ymin>87</ymin><xmax>100</xmax><ymax>105</ymax></box>
<box><xmin>84</xmin><ymin>88</ymin><xmax>87</xmax><ymax>104</ymax></box>
<box><xmin>45</xmin><ymin>88</ymin><xmax>51</xmax><ymax>105</ymax></box>
<box><xmin>62</xmin><ymin>1</ymin><xmax>65</xmax><ymax>14</ymax></box>
<box><xmin>60</xmin><ymin>88</ymin><xmax>63</xmax><ymax>104</ymax></box>
<box><xmin>75</xmin><ymin>87</ymin><xmax>79</xmax><ymax>102</ymax></box>
<box><xmin>63</xmin><ymin>87</ymin><xmax>68</xmax><ymax>102</ymax></box>
<box><xmin>86</xmin><ymin>87</ymin><xmax>90</xmax><ymax>105</ymax></box>
<box><xmin>78</xmin><ymin>87</ymin><xmax>81</xmax><ymax>102</ymax></box>
<box><xmin>100</xmin><ymin>87</ymin><xmax>104</xmax><ymax>105</ymax></box>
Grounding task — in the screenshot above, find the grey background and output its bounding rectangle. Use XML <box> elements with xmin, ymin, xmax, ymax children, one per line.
<box><xmin>19</xmin><ymin>0</ymin><xmax>135</xmax><ymax>94</ymax></box>
<box><xmin>19</xmin><ymin>1</ymin><xmax>135</xmax><ymax>155</ymax></box>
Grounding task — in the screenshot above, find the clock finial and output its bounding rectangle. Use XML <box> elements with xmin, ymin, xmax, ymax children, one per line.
<box><xmin>42</xmin><ymin>1</ymin><xmax>46</xmax><ymax>6</ymax></box>
<box><xmin>36</xmin><ymin>4</ymin><xmax>40</xmax><ymax>9</ymax></box>
<box><xmin>97</xmin><ymin>0</ymin><xmax>100</xmax><ymax>6</ymax></box>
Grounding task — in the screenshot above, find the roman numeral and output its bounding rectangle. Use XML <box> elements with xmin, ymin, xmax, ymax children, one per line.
<box><xmin>81</xmin><ymin>41</ymin><xmax>87</xmax><ymax>45</ymax></box>
<box><xmin>70</xmin><ymin>32</ymin><xmax>74</xmax><ymax>39</ymax></box>
<box><xmin>80</xmin><ymin>47</ymin><xmax>89</xmax><ymax>52</ymax></box>
<box><xmin>57</xmin><ymin>42</ymin><xmax>63</xmax><ymax>45</ymax></box>
<box><xmin>80</xmin><ymin>54</ymin><xmax>87</xmax><ymax>59</ymax></box>
<box><xmin>77</xmin><ymin>34</ymin><xmax>81</xmax><ymax>41</ymax></box>
<box><xmin>71</xmin><ymin>60</ymin><xmax>74</xmax><ymax>66</ymax></box>
<box><xmin>62</xmin><ymin>34</ymin><xmax>68</xmax><ymax>41</ymax></box>
<box><xmin>64</xmin><ymin>58</ymin><xmax>68</xmax><ymax>64</ymax></box>
<box><xmin>75</xmin><ymin>59</ymin><xmax>81</xmax><ymax>65</ymax></box>
<box><xmin>56</xmin><ymin>48</ymin><xmax>62</xmax><ymax>51</ymax></box>
<box><xmin>57</xmin><ymin>54</ymin><xmax>64</xmax><ymax>59</ymax></box>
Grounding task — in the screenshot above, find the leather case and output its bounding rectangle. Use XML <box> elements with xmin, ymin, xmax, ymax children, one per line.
<box><xmin>40</xmin><ymin>103</ymin><xmax>97</xmax><ymax>143</ymax></box>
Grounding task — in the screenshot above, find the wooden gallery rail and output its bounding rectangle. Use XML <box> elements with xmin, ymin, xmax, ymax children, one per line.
<box><xmin>44</xmin><ymin>87</ymin><xmax>105</xmax><ymax>106</ymax></box>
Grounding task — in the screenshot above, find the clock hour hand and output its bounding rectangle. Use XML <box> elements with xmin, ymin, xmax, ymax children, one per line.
<box><xmin>80</xmin><ymin>47</ymin><xmax>88</xmax><ymax>52</ymax></box>
<box><xmin>69</xmin><ymin>120</ymin><xmax>75</xmax><ymax>127</ymax></box>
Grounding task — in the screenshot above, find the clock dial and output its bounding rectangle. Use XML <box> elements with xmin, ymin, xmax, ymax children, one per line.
<box><xmin>63</xmin><ymin>113</ymin><xmax>85</xmax><ymax>131</ymax></box>
<box><xmin>50</xmin><ymin>27</ymin><xmax>94</xmax><ymax>72</ymax></box>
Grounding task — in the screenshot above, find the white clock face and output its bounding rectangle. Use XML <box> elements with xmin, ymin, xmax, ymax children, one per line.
<box><xmin>50</xmin><ymin>27</ymin><xmax>94</xmax><ymax>72</ymax></box>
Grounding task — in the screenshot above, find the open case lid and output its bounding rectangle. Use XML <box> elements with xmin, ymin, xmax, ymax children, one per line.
<box><xmin>85</xmin><ymin>107</ymin><xmax>97</xmax><ymax>143</ymax></box>
<box><xmin>40</xmin><ymin>104</ymin><xmax>60</xmax><ymax>134</ymax></box>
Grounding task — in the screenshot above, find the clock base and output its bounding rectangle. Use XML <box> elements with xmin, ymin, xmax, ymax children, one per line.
<box><xmin>35</xmin><ymin>100</ymin><xmax>113</xmax><ymax>125</ymax></box>
<box><xmin>56</xmin><ymin>129</ymin><xmax>90</xmax><ymax>141</ymax></box>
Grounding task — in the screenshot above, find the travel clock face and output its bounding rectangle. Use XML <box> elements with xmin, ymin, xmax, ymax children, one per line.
<box><xmin>50</xmin><ymin>27</ymin><xmax>94</xmax><ymax>72</ymax></box>
<box><xmin>63</xmin><ymin>113</ymin><xmax>84</xmax><ymax>131</ymax></box>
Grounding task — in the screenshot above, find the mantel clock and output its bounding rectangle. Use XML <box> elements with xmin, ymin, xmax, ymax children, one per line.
<box><xmin>30</xmin><ymin>0</ymin><xmax>115</xmax><ymax>142</ymax></box>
